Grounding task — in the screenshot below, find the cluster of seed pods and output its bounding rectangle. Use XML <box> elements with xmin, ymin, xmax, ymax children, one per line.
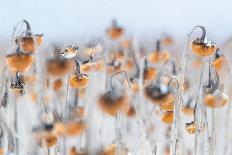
<box><xmin>0</xmin><ymin>20</ymin><xmax>231</xmax><ymax>155</ymax></box>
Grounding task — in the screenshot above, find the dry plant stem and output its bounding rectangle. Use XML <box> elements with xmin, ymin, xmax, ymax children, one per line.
<box><xmin>62</xmin><ymin>75</ymin><xmax>70</xmax><ymax>155</ymax></box>
<box><xmin>224</xmin><ymin>104</ymin><xmax>231</xmax><ymax>153</ymax></box>
<box><xmin>110</xmin><ymin>71</ymin><xmax>132</xmax><ymax>89</ymax></box>
<box><xmin>223</xmin><ymin>55</ymin><xmax>232</xmax><ymax>155</ymax></box>
<box><xmin>48</xmin><ymin>148</ymin><xmax>50</xmax><ymax>155</ymax></box>
<box><xmin>98</xmin><ymin>112</ymin><xmax>106</xmax><ymax>149</ymax></box>
<box><xmin>74</xmin><ymin>58</ymin><xmax>81</xmax><ymax>75</ymax></box>
<box><xmin>208</xmin><ymin>109</ymin><xmax>216</xmax><ymax>155</ymax></box>
<box><xmin>194</xmin><ymin>62</ymin><xmax>211</xmax><ymax>155</ymax></box>
<box><xmin>133</xmin><ymin>57</ymin><xmax>152</xmax><ymax>154</ymax></box>
<box><xmin>13</xmin><ymin>91</ymin><xmax>19</xmax><ymax>155</ymax></box>
<box><xmin>152</xmin><ymin>142</ymin><xmax>158</xmax><ymax>155</ymax></box>
<box><xmin>0</xmin><ymin>112</ymin><xmax>15</xmax><ymax>153</ymax></box>
<box><xmin>40</xmin><ymin>73</ymin><xmax>49</xmax><ymax>115</ymax></box>
<box><xmin>11</xmin><ymin>20</ymin><xmax>27</xmax><ymax>42</ymax></box>
<box><xmin>64</xmin><ymin>74</ymin><xmax>70</xmax><ymax>119</ymax></box>
<box><xmin>206</xmin><ymin>62</ymin><xmax>214</xmax><ymax>155</ymax></box>
<box><xmin>224</xmin><ymin>99</ymin><xmax>231</xmax><ymax>155</ymax></box>
<box><xmin>110</xmin><ymin>71</ymin><xmax>131</xmax><ymax>154</ymax></box>
<box><xmin>115</xmin><ymin>112</ymin><xmax>122</xmax><ymax>155</ymax></box>
<box><xmin>0</xmin><ymin>67</ymin><xmax>8</xmax><ymax>107</ymax></box>
<box><xmin>202</xmin><ymin>62</ymin><xmax>211</xmax><ymax>154</ymax></box>
<box><xmin>171</xmin><ymin>25</ymin><xmax>206</xmax><ymax>155</ymax></box>
<box><xmin>73</xmin><ymin>89</ymin><xmax>79</xmax><ymax>107</ymax></box>
<box><xmin>170</xmin><ymin>77</ymin><xmax>181</xmax><ymax>155</ymax></box>
<box><xmin>194</xmin><ymin>64</ymin><xmax>205</xmax><ymax>155</ymax></box>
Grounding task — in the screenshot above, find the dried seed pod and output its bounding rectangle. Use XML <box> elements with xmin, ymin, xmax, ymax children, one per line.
<box><xmin>102</xmin><ymin>144</ymin><xmax>116</xmax><ymax>155</ymax></box>
<box><xmin>107</xmin><ymin>28</ymin><xmax>124</xmax><ymax>40</ymax></box>
<box><xmin>124</xmin><ymin>58</ymin><xmax>135</xmax><ymax>72</ymax></box>
<box><xmin>148</xmin><ymin>51</ymin><xmax>170</xmax><ymax>64</ymax></box>
<box><xmin>21</xmin><ymin>36</ymin><xmax>35</xmax><ymax>52</ymax></box>
<box><xmin>30</xmin><ymin>92</ymin><xmax>49</xmax><ymax>103</ymax></box>
<box><xmin>182</xmin><ymin>106</ymin><xmax>194</xmax><ymax>116</ymax></box>
<box><xmin>78</xmin><ymin>88</ymin><xmax>86</xmax><ymax>98</ymax></box>
<box><xmin>47</xmin><ymin>59</ymin><xmax>74</xmax><ymax>77</ymax></box>
<box><xmin>160</xmin><ymin>94</ymin><xmax>174</xmax><ymax>111</ymax></box>
<box><xmin>0</xmin><ymin>148</ymin><xmax>3</xmax><ymax>155</ymax></box>
<box><xmin>102</xmin><ymin>144</ymin><xmax>128</xmax><ymax>155</ymax></box>
<box><xmin>192</xmin><ymin>40</ymin><xmax>216</xmax><ymax>56</ymax></box>
<box><xmin>13</xmin><ymin>20</ymin><xmax>37</xmax><ymax>52</ymax></box>
<box><xmin>120</xmin><ymin>38</ymin><xmax>132</xmax><ymax>49</ymax></box>
<box><xmin>162</xmin><ymin>111</ymin><xmax>173</xmax><ymax>124</ymax></box>
<box><xmin>81</xmin><ymin>60</ymin><xmax>104</xmax><ymax>73</ymax></box>
<box><xmin>191</xmin><ymin>26</ymin><xmax>216</xmax><ymax>56</ymax></box>
<box><xmin>107</xmin><ymin>20</ymin><xmax>124</xmax><ymax>40</ymax></box>
<box><xmin>121</xmin><ymin>102</ymin><xmax>136</xmax><ymax>117</ymax></box>
<box><xmin>164</xmin><ymin>146</ymin><xmax>170</xmax><ymax>155</ymax></box>
<box><xmin>65</xmin><ymin>121</ymin><xmax>86</xmax><ymax>136</ymax></box>
<box><xmin>34</xmin><ymin>131</ymin><xmax>58</xmax><ymax>148</ymax></box>
<box><xmin>6</xmin><ymin>53</ymin><xmax>34</xmax><ymax>72</ymax></box>
<box><xmin>185</xmin><ymin>122</ymin><xmax>196</xmax><ymax>134</ymax></box>
<box><xmin>69</xmin><ymin>147</ymin><xmax>87</xmax><ymax>155</ymax></box>
<box><xmin>114</xmin><ymin>51</ymin><xmax>125</xmax><ymax>61</ymax></box>
<box><xmin>204</xmin><ymin>90</ymin><xmax>228</xmax><ymax>108</ymax></box>
<box><xmin>162</xmin><ymin>36</ymin><xmax>174</xmax><ymax>46</ymax></box>
<box><xmin>98</xmin><ymin>91</ymin><xmax>128</xmax><ymax>116</ymax></box>
<box><xmin>53</xmin><ymin>79</ymin><xmax>63</xmax><ymax>91</ymax></box>
<box><xmin>35</xmin><ymin>34</ymin><xmax>43</xmax><ymax>46</ymax></box>
<box><xmin>148</xmin><ymin>40</ymin><xmax>170</xmax><ymax>63</ymax></box>
<box><xmin>143</xmin><ymin>67</ymin><xmax>157</xmax><ymax>81</ymax></box>
<box><xmin>72</xmin><ymin>107</ymin><xmax>85</xmax><ymax>118</ymax></box>
<box><xmin>69</xmin><ymin>147</ymin><xmax>78</xmax><ymax>155</ymax></box>
<box><xmin>69</xmin><ymin>74</ymin><xmax>89</xmax><ymax>89</ymax></box>
<box><xmin>131</xmin><ymin>82</ymin><xmax>140</xmax><ymax>93</ymax></box>
<box><xmin>144</xmin><ymin>84</ymin><xmax>170</xmax><ymax>104</ymax></box>
<box><xmin>213</xmin><ymin>55</ymin><xmax>225</xmax><ymax>71</ymax></box>
<box><xmin>126</xmin><ymin>106</ymin><xmax>136</xmax><ymax>117</ymax></box>
<box><xmin>192</xmin><ymin>58</ymin><xmax>203</xmax><ymax>69</ymax></box>
<box><xmin>44</xmin><ymin>134</ymin><xmax>57</xmax><ymax>148</ymax></box>
<box><xmin>24</xmin><ymin>74</ymin><xmax>37</xmax><ymax>84</ymax></box>
<box><xmin>53</xmin><ymin>121</ymin><xmax>66</xmax><ymax>136</ymax></box>
<box><xmin>84</xmin><ymin>44</ymin><xmax>103</xmax><ymax>56</ymax></box>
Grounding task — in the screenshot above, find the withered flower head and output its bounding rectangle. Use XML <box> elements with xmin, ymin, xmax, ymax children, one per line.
<box><xmin>98</xmin><ymin>91</ymin><xmax>128</xmax><ymax>116</ymax></box>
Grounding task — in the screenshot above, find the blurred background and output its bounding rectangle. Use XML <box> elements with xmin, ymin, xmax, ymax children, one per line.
<box><xmin>0</xmin><ymin>0</ymin><xmax>232</xmax><ymax>44</ymax></box>
<box><xmin>0</xmin><ymin>1</ymin><xmax>231</xmax><ymax>154</ymax></box>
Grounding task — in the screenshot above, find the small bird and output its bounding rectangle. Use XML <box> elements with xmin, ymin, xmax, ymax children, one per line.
<box><xmin>60</xmin><ymin>45</ymin><xmax>78</xmax><ymax>59</ymax></box>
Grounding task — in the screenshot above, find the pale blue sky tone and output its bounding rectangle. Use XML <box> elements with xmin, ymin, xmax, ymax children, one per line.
<box><xmin>0</xmin><ymin>0</ymin><xmax>232</xmax><ymax>44</ymax></box>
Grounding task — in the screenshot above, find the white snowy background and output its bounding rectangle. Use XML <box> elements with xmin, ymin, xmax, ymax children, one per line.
<box><xmin>0</xmin><ymin>0</ymin><xmax>232</xmax><ymax>44</ymax></box>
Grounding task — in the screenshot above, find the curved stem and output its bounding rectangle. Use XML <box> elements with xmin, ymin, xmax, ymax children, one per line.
<box><xmin>110</xmin><ymin>71</ymin><xmax>132</xmax><ymax>90</ymax></box>
<box><xmin>156</xmin><ymin>40</ymin><xmax>161</xmax><ymax>52</ymax></box>
<box><xmin>190</xmin><ymin>25</ymin><xmax>206</xmax><ymax>41</ymax></box>
<box><xmin>152</xmin><ymin>59</ymin><xmax>176</xmax><ymax>86</ymax></box>
<box><xmin>73</xmin><ymin>57</ymin><xmax>81</xmax><ymax>75</ymax></box>
<box><xmin>22</xmin><ymin>19</ymin><xmax>31</xmax><ymax>32</ymax></box>
<box><xmin>131</xmin><ymin>49</ymin><xmax>140</xmax><ymax>79</ymax></box>
<box><xmin>186</xmin><ymin>97</ymin><xmax>193</xmax><ymax>107</ymax></box>
<box><xmin>12</xmin><ymin>20</ymin><xmax>31</xmax><ymax>40</ymax></box>
<box><xmin>171</xmin><ymin>25</ymin><xmax>207</xmax><ymax>155</ymax></box>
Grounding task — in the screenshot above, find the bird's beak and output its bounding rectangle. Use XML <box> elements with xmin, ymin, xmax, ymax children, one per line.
<box><xmin>59</xmin><ymin>52</ymin><xmax>65</xmax><ymax>55</ymax></box>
